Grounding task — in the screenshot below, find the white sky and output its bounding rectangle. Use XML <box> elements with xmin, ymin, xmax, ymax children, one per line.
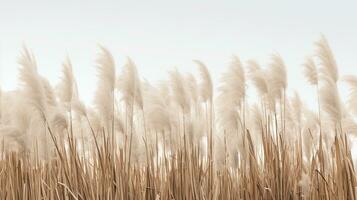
<box><xmin>0</xmin><ymin>0</ymin><xmax>357</xmax><ymax>109</ymax></box>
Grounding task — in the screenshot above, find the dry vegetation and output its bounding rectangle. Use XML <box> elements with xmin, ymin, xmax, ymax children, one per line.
<box><xmin>0</xmin><ymin>36</ymin><xmax>357</xmax><ymax>199</ymax></box>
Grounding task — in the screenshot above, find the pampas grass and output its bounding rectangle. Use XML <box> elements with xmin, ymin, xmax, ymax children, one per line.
<box><xmin>194</xmin><ymin>60</ymin><xmax>213</xmax><ymax>103</ymax></box>
<box><xmin>58</xmin><ymin>57</ymin><xmax>75</xmax><ymax>110</ymax></box>
<box><xmin>18</xmin><ymin>46</ymin><xmax>47</xmax><ymax>117</ymax></box>
<box><xmin>94</xmin><ymin>46</ymin><xmax>116</xmax><ymax>129</ymax></box>
<box><xmin>316</xmin><ymin>35</ymin><xmax>339</xmax><ymax>83</ymax></box>
<box><xmin>303</xmin><ymin>57</ymin><xmax>318</xmax><ymax>86</ymax></box>
<box><xmin>0</xmin><ymin>37</ymin><xmax>356</xmax><ymax>199</ymax></box>
<box><xmin>268</xmin><ymin>53</ymin><xmax>287</xmax><ymax>99</ymax></box>
<box><xmin>344</xmin><ymin>75</ymin><xmax>357</xmax><ymax>116</ymax></box>
<box><xmin>169</xmin><ymin>69</ymin><xmax>190</xmax><ymax>114</ymax></box>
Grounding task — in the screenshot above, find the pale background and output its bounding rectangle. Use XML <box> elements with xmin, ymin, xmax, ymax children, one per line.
<box><xmin>0</xmin><ymin>0</ymin><xmax>356</xmax><ymax>110</ymax></box>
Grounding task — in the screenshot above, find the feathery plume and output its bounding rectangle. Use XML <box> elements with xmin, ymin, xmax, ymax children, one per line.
<box><xmin>218</xmin><ymin>56</ymin><xmax>246</xmax><ymax>106</ymax></box>
<box><xmin>268</xmin><ymin>53</ymin><xmax>287</xmax><ymax>99</ymax></box>
<box><xmin>41</xmin><ymin>77</ymin><xmax>57</xmax><ymax>107</ymax></box>
<box><xmin>303</xmin><ymin>57</ymin><xmax>318</xmax><ymax>85</ymax></box>
<box><xmin>169</xmin><ymin>69</ymin><xmax>190</xmax><ymax>113</ymax></box>
<box><xmin>291</xmin><ymin>91</ymin><xmax>303</xmax><ymax>129</ymax></box>
<box><xmin>246</xmin><ymin>59</ymin><xmax>261</xmax><ymax>73</ymax></box>
<box><xmin>118</xmin><ymin>57</ymin><xmax>142</xmax><ymax>109</ymax></box>
<box><xmin>194</xmin><ymin>60</ymin><xmax>213</xmax><ymax>102</ymax></box>
<box><xmin>58</xmin><ymin>57</ymin><xmax>75</xmax><ymax>110</ymax></box>
<box><xmin>96</xmin><ymin>46</ymin><xmax>116</xmax><ymax>91</ymax></box>
<box><xmin>216</xmin><ymin>56</ymin><xmax>247</xmax><ymax>162</ymax></box>
<box><xmin>50</xmin><ymin>112</ymin><xmax>68</xmax><ymax>134</ymax></box>
<box><xmin>249</xmin><ymin>104</ymin><xmax>264</xmax><ymax>131</ymax></box>
<box><xmin>72</xmin><ymin>99</ymin><xmax>87</xmax><ymax>117</ymax></box>
<box><xmin>247</xmin><ymin>60</ymin><xmax>268</xmax><ymax>96</ymax></box>
<box><xmin>185</xmin><ymin>73</ymin><xmax>199</xmax><ymax>105</ymax></box>
<box><xmin>0</xmin><ymin>125</ymin><xmax>29</xmax><ymax>152</ymax></box>
<box><xmin>18</xmin><ymin>46</ymin><xmax>47</xmax><ymax>117</ymax></box>
<box><xmin>316</xmin><ymin>35</ymin><xmax>339</xmax><ymax>82</ymax></box>
<box><xmin>343</xmin><ymin>75</ymin><xmax>357</xmax><ymax>116</ymax></box>
<box><xmin>320</xmin><ymin>78</ymin><xmax>342</xmax><ymax>125</ymax></box>
<box><xmin>247</xmin><ymin>60</ymin><xmax>276</xmax><ymax>110</ymax></box>
<box><xmin>302</xmin><ymin>109</ymin><xmax>319</xmax><ymax>158</ymax></box>
<box><xmin>0</xmin><ymin>96</ymin><xmax>34</xmax><ymax>153</ymax></box>
<box><xmin>217</xmin><ymin>102</ymin><xmax>240</xmax><ymax>132</ymax></box>
<box><xmin>143</xmin><ymin>83</ymin><xmax>171</xmax><ymax>131</ymax></box>
<box><xmin>94</xmin><ymin>46</ymin><xmax>116</xmax><ymax>124</ymax></box>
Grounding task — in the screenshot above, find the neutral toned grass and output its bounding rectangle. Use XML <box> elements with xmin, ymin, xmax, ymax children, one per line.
<box><xmin>0</xmin><ymin>36</ymin><xmax>356</xmax><ymax>199</ymax></box>
<box><xmin>0</xmin><ymin>129</ymin><xmax>355</xmax><ymax>199</ymax></box>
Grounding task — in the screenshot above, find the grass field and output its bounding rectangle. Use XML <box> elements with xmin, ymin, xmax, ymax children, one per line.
<box><xmin>0</xmin><ymin>36</ymin><xmax>356</xmax><ymax>199</ymax></box>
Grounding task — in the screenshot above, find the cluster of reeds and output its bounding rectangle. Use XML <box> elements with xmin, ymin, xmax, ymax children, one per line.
<box><xmin>0</xmin><ymin>36</ymin><xmax>356</xmax><ymax>199</ymax></box>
